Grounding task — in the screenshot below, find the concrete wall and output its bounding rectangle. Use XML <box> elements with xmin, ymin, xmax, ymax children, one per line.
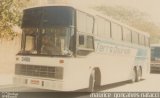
<box><xmin>0</xmin><ymin>36</ymin><xmax>21</xmax><ymax>74</ymax></box>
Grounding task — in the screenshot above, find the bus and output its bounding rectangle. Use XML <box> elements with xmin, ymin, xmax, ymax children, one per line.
<box><xmin>151</xmin><ymin>44</ymin><xmax>160</xmax><ymax>72</ymax></box>
<box><xmin>14</xmin><ymin>5</ymin><xmax>150</xmax><ymax>92</ymax></box>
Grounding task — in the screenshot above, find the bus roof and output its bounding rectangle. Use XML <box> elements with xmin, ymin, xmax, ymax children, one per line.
<box><xmin>23</xmin><ymin>4</ymin><xmax>74</xmax><ymax>10</ymax></box>
<box><xmin>151</xmin><ymin>44</ymin><xmax>160</xmax><ymax>47</ymax></box>
<box><xmin>24</xmin><ymin>5</ymin><xmax>149</xmax><ymax>37</ymax></box>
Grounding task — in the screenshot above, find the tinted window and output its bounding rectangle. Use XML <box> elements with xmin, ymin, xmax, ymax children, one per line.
<box><xmin>123</xmin><ymin>27</ymin><xmax>131</xmax><ymax>42</ymax></box>
<box><xmin>97</xmin><ymin>18</ymin><xmax>105</xmax><ymax>37</ymax></box>
<box><xmin>151</xmin><ymin>47</ymin><xmax>160</xmax><ymax>58</ymax></box>
<box><xmin>78</xmin><ymin>35</ymin><xmax>94</xmax><ymax>49</ymax></box>
<box><xmin>145</xmin><ymin>37</ymin><xmax>150</xmax><ymax>47</ymax></box>
<box><xmin>111</xmin><ymin>23</ymin><xmax>122</xmax><ymax>41</ymax></box>
<box><xmin>77</xmin><ymin>11</ymin><xmax>94</xmax><ymax>34</ymax></box>
<box><xmin>132</xmin><ymin>31</ymin><xmax>139</xmax><ymax>44</ymax></box>
<box><xmin>22</xmin><ymin>6</ymin><xmax>74</xmax><ymax>28</ymax></box>
<box><xmin>86</xmin><ymin>16</ymin><xmax>94</xmax><ymax>34</ymax></box>
<box><xmin>139</xmin><ymin>35</ymin><xmax>145</xmax><ymax>46</ymax></box>
<box><xmin>77</xmin><ymin>11</ymin><xmax>86</xmax><ymax>32</ymax></box>
<box><xmin>96</xmin><ymin>17</ymin><xmax>110</xmax><ymax>38</ymax></box>
<box><xmin>104</xmin><ymin>20</ymin><xmax>111</xmax><ymax>38</ymax></box>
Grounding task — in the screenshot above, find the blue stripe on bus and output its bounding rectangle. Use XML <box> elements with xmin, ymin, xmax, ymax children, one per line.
<box><xmin>94</xmin><ymin>38</ymin><xmax>148</xmax><ymax>60</ymax></box>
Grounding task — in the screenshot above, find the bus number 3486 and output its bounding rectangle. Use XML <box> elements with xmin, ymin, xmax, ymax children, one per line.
<box><xmin>21</xmin><ymin>57</ymin><xmax>30</xmax><ymax>62</ymax></box>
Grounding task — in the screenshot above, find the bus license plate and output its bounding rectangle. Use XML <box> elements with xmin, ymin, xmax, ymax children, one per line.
<box><xmin>30</xmin><ymin>80</ymin><xmax>40</xmax><ymax>85</ymax></box>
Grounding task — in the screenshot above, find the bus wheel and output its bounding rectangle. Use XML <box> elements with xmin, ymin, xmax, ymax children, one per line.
<box><xmin>131</xmin><ymin>67</ymin><xmax>138</xmax><ymax>82</ymax></box>
<box><xmin>88</xmin><ymin>70</ymin><xmax>95</xmax><ymax>92</ymax></box>
<box><xmin>137</xmin><ymin>67</ymin><xmax>142</xmax><ymax>81</ymax></box>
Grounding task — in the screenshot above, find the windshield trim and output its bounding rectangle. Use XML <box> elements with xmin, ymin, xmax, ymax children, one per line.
<box><xmin>17</xmin><ymin>52</ymin><xmax>72</xmax><ymax>57</ymax></box>
<box><xmin>20</xmin><ymin>27</ymin><xmax>74</xmax><ymax>56</ymax></box>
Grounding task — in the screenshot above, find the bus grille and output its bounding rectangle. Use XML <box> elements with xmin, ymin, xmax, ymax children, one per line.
<box><xmin>15</xmin><ymin>64</ymin><xmax>63</xmax><ymax>79</ymax></box>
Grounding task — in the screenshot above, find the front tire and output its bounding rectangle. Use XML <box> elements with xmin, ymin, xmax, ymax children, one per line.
<box><xmin>137</xmin><ymin>67</ymin><xmax>142</xmax><ymax>81</ymax></box>
<box><xmin>88</xmin><ymin>70</ymin><xmax>95</xmax><ymax>92</ymax></box>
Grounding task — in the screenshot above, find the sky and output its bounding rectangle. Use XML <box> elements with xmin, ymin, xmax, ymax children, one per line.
<box><xmin>69</xmin><ymin>0</ymin><xmax>160</xmax><ymax>24</ymax></box>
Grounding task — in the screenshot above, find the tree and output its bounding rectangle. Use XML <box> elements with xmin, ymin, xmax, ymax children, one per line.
<box><xmin>0</xmin><ymin>0</ymin><xmax>32</xmax><ymax>40</ymax></box>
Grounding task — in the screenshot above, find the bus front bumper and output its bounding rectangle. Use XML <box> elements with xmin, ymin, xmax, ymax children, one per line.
<box><xmin>13</xmin><ymin>76</ymin><xmax>64</xmax><ymax>91</ymax></box>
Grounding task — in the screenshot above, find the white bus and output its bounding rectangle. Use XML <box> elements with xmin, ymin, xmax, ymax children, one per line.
<box><xmin>14</xmin><ymin>5</ymin><xmax>150</xmax><ymax>92</ymax></box>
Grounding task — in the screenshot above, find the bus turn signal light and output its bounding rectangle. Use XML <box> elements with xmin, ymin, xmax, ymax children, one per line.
<box><xmin>59</xmin><ymin>60</ymin><xmax>64</xmax><ymax>64</ymax></box>
<box><xmin>16</xmin><ymin>57</ymin><xmax>19</xmax><ymax>61</ymax></box>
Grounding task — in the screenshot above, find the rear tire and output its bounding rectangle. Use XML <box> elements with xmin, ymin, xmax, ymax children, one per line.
<box><xmin>88</xmin><ymin>70</ymin><xmax>95</xmax><ymax>92</ymax></box>
<box><xmin>131</xmin><ymin>67</ymin><xmax>138</xmax><ymax>82</ymax></box>
<box><xmin>137</xmin><ymin>67</ymin><xmax>142</xmax><ymax>81</ymax></box>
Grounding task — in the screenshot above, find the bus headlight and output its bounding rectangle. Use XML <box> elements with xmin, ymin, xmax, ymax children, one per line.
<box><xmin>16</xmin><ymin>57</ymin><xmax>19</xmax><ymax>61</ymax></box>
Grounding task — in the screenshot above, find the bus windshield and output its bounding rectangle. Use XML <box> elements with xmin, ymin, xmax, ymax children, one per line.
<box><xmin>21</xmin><ymin>27</ymin><xmax>73</xmax><ymax>56</ymax></box>
<box><xmin>19</xmin><ymin>6</ymin><xmax>75</xmax><ymax>56</ymax></box>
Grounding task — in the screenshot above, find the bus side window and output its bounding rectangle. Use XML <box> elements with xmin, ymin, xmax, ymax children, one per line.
<box><xmin>79</xmin><ymin>35</ymin><xmax>85</xmax><ymax>45</ymax></box>
<box><xmin>123</xmin><ymin>27</ymin><xmax>132</xmax><ymax>43</ymax></box>
<box><xmin>111</xmin><ymin>22</ymin><xmax>122</xmax><ymax>41</ymax></box>
<box><xmin>25</xmin><ymin>35</ymin><xmax>36</xmax><ymax>51</ymax></box>
<box><xmin>77</xmin><ymin>34</ymin><xmax>94</xmax><ymax>56</ymax></box>
<box><xmin>139</xmin><ymin>35</ymin><xmax>145</xmax><ymax>46</ymax></box>
<box><xmin>145</xmin><ymin>37</ymin><xmax>150</xmax><ymax>47</ymax></box>
<box><xmin>132</xmin><ymin>31</ymin><xmax>139</xmax><ymax>45</ymax></box>
<box><xmin>78</xmin><ymin>35</ymin><xmax>94</xmax><ymax>49</ymax></box>
<box><xmin>86</xmin><ymin>36</ymin><xmax>94</xmax><ymax>49</ymax></box>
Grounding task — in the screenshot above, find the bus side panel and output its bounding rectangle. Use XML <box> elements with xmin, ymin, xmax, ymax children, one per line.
<box><xmin>94</xmin><ymin>40</ymin><xmax>137</xmax><ymax>85</ymax></box>
<box><xmin>62</xmin><ymin>58</ymin><xmax>93</xmax><ymax>91</ymax></box>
